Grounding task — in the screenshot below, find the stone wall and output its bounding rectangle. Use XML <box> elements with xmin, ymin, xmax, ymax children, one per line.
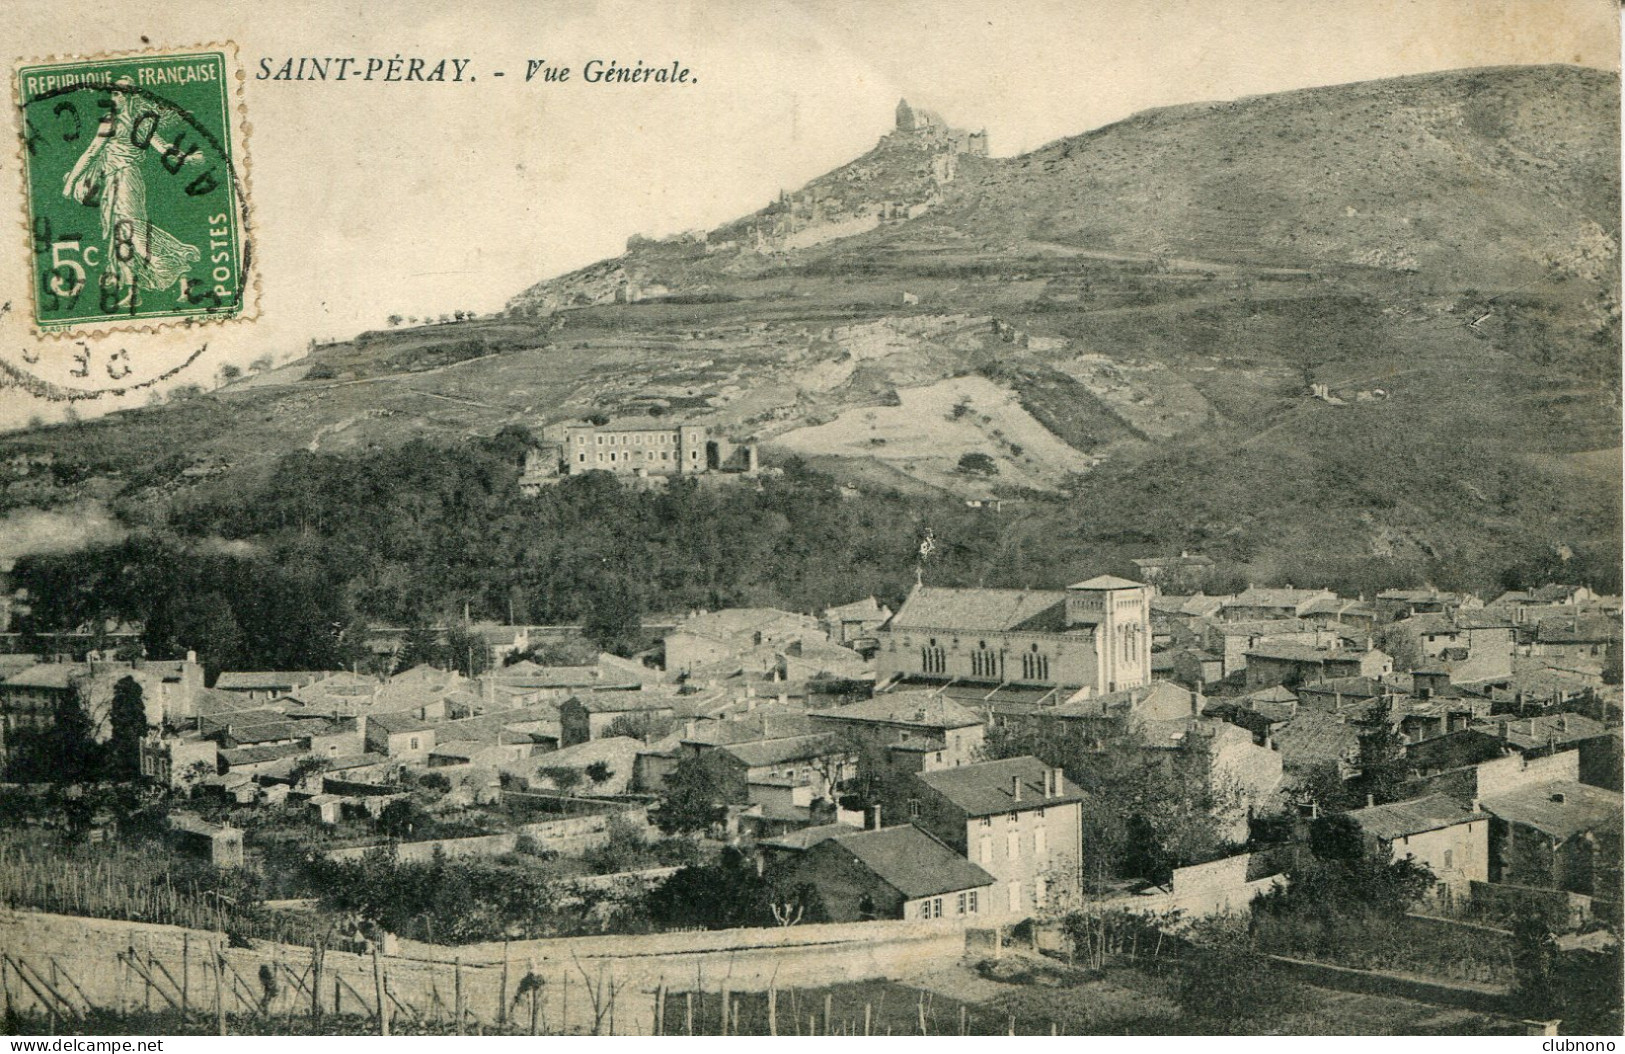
<box><xmin>0</xmin><ymin>909</ymin><xmax>968</xmax><ymax>1035</ymax></box>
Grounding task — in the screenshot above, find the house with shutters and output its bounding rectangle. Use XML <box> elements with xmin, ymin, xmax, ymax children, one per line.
<box><xmin>809</xmin><ymin>690</ymin><xmax>985</xmax><ymax>797</ymax></box>
<box><xmin>763</xmin><ymin>823</ymin><xmax>996</xmax><ymax>923</ymax></box>
<box><xmin>1347</xmin><ymin>793</ymin><xmax>1489</xmax><ymax>906</ymax></box>
<box><xmin>908</xmin><ymin>756</ymin><xmax>1085</xmax><ymax>918</ymax></box>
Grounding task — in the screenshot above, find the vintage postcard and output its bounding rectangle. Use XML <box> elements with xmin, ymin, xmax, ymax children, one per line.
<box><xmin>0</xmin><ymin>0</ymin><xmax>1618</xmax><ymax>1043</ymax></box>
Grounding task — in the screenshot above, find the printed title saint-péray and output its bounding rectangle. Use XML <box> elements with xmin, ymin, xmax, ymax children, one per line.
<box><xmin>256</xmin><ymin>57</ymin><xmax>695</xmax><ymax>84</ymax></box>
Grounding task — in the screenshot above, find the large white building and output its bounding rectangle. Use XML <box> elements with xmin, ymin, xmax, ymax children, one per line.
<box><xmin>874</xmin><ymin>576</ymin><xmax>1152</xmax><ymax>694</ymax></box>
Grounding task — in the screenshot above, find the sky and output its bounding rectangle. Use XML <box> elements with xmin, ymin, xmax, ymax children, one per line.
<box><xmin>0</xmin><ymin>0</ymin><xmax>1616</xmax><ymax>426</ymax></box>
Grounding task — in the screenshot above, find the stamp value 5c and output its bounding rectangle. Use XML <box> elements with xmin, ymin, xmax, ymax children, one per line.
<box><xmin>15</xmin><ymin>45</ymin><xmax>254</xmax><ymax>336</ymax></box>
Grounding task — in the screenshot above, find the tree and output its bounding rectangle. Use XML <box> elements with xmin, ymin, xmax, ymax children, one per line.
<box><xmin>377</xmin><ymin>799</ymin><xmax>431</xmax><ymax>839</ymax></box>
<box><xmin>444</xmin><ymin>623</ymin><xmax>493</xmax><ymax>677</ymax></box>
<box><xmin>653</xmin><ymin>752</ymin><xmax>736</xmax><ymax>835</ymax></box>
<box><xmin>582</xmin><ymin>577</ymin><xmax>642</xmax><ymax>656</ymax></box>
<box><xmin>395</xmin><ymin>620</ymin><xmax>444</xmax><ymax>673</ymax></box>
<box><xmin>1372</xmin><ymin>623</ymin><xmax>1423</xmax><ymax>672</ymax></box>
<box><xmin>603</xmin><ymin>713</ymin><xmax>663</xmax><ymax>742</ymax></box>
<box><xmin>1349</xmin><ymin>695</ymin><xmax>1407</xmax><ymax>805</ymax></box>
<box><xmin>49</xmin><ymin>686</ymin><xmax>100</xmax><ymax>785</ymax></box>
<box><xmin>107</xmin><ymin>676</ymin><xmax>149</xmax><ymax>782</ymax></box>
<box><xmin>219</xmin><ymin>364</ymin><xmax>242</xmax><ymax>385</ymax></box>
<box><xmin>584</xmin><ymin>761</ymin><xmax>614</xmax><ymax>786</ymax></box>
<box><xmin>539</xmin><ymin>766</ymin><xmax>584</xmax><ymax>794</ymax></box>
<box><xmin>956</xmin><ymin>451</ymin><xmax>998</xmax><ymax>476</ymax></box>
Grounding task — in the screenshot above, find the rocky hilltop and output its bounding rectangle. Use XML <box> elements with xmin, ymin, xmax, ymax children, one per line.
<box><xmin>0</xmin><ymin>65</ymin><xmax>1617</xmax><ymax>588</ymax></box>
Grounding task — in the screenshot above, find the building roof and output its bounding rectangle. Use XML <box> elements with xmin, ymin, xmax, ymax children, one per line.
<box><xmin>914</xmin><ymin>756</ymin><xmax>1083</xmax><ymax>816</ymax></box>
<box><xmin>565</xmin><ymin>417</ymin><xmax>692</xmax><ymax>433</ymax></box>
<box><xmin>1349</xmin><ymin>794</ymin><xmax>1483</xmax><ymax>841</ymax></box>
<box><xmin>888</xmin><ymin>585</ymin><xmax>1067</xmax><ymax>634</ymax></box>
<box><xmin>366</xmin><ymin>711</ymin><xmax>432</xmax><ymax>734</ymax></box>
<box><xmin>760</xmin><ymin>823</ymin><xmax>856</xmax><ymax>851</ymax></box>
<box><xmin>214</xmin><ymin>671</ymin><xmax>332</xmax><ymax>691</ymax></box>
<box><xmin>1300</xmin><ymin>597</ymin><xmax>1379</xmax><ymax>619</ymax></box>
<box><xmin>1246</xmin><ymin>644</ymin><xmax>1381</xmax><ymax>666</ymax></box>
<box><xmin>720</xmin><ymin>733</ymin><xmax>842</xmax><ymax>768</ymax></box>
<box><xmin>569</xmin><ymin>694</ymin><xmax>679</xmax><ymax>715</ymax></box>
<box><xmin>1535</xmin><ymin>615</ymin><xmax>1622</xmax><ymax>645</ymax></box>
<box><xmin>670</xmin><ymin>607</ymin><xmax>822</xmax><ymax>644</ymax></box>
<box><xmin>1402</xmin><ymin>611</ymin><xmax>1516</xmax><ymax>634</ymax></box>
<box><xmin>814</xmin><ymin>825</ymin><xmax>996</xmax><ymax>900</ymax></box>
<box><xmin>1272</xmin><ymin>710</ymin><xmax>1359</xmax><ymax>767</ymax></box>
<box><xmin>1068</xmin><ymin>575</ymin><xmax>1145</xmax><ymax>591</ymax></box>
<box><xmin>1472</xmin><ymin>713</ymin><xmax>1609</xmax><ymax>751</ymax></box>
<box><xmin>811</xmin><ymin>691</ymin><xmax>982</xmax><ymax>730</ymax></box>
<box><xmin>1211</xmin><ymin>618</ymin><xmax>1318</xmax><ymax>638</ymax></box>
<box><xmin>824</xmin><ymin>596</ymin><xmax>891</xmax><ymax>622</ymax></box>
<box><xmin>1480</xmin><ymin>781</ymin><xmax>1623</xmax><ymax>840</ymax></box>
<box><xmin>220</xmin><ymin>742</ymin><xmax>307</xmax><ymax>767</ymax></box>
<box><xmin>1227</xmin><ymin>587</ymin><xmax>1333</xmax><ymax>609</ymax></box>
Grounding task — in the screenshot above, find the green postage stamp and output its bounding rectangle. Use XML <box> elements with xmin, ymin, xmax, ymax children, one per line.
<box><xmin>15</xmin><ymin>45</ymin><xmax>254</xmax><ymax>336</ymax></box>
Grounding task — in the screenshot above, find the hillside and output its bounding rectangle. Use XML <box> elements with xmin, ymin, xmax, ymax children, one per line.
<box><xmin>0</xmin><ymin>64</ymin><xmax>1617</xmax><ymax>596</ymax></box>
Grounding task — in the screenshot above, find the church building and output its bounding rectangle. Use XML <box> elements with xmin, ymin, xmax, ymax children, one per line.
<box><xmin>874</xmin><ymin>576</ymin><xmax>1152</xmax><ymax>694</ymax></box>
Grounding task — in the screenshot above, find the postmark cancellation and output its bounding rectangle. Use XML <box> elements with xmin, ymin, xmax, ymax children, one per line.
<box><xmin>14</xmin><ymin>43</ymin><xmax>255</xmax><ymax>339</ymax></box>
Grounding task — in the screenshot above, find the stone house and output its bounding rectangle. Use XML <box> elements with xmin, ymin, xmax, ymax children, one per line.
<box><xmin>765</xmin><ymin>823</ymin><xmax>996</xmax><ymax>923</ymax></box>
<box><xmin>362</xmin><ymin>711</ymin><xmax>435</xmax><ymax>761</ymax></box>
<box><xmin>1243</xmin><ymin>645</ymin><xmax>1392</xmax><ymax>690</ymax></box>
<box><xmin>1347</xmin><ymin>793</ymin><xmax>1490</xmax><ymax>906</ymax></box>
<box><xmin>558</xmin><ymin>695</ymin><xmax>677</xmax><ymax>746</ymax></box>
<box><xmin>1480</xmin><ymin>781</ymin><xmax>1623</xmax><ymax>902</ymax></box>
<box><xmin>809</xmin><ymin>691</ymin><xmax>985</xmax><ymax>796</ymax></box>
<box><xmin>909</xmin><ymin>756</ymin><xmax>1084</xmax><ymax>919</ymax></box>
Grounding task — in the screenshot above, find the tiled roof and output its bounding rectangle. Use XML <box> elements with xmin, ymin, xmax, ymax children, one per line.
<box><xmin>1480</xmin><ymin>781</ymin><xmax>1623</xmax><ymax>840</ymax></box>
<box><xmin>888</xmin><ymin>586</ymin><xmax>1068</xmax><ymax>633</ymax></box>
<box><xmin>914</xmin><ymin>756</ymin><xmax>1082</xmax><ymax>816</ymax></box>
<box><xmin>1535</xmin><ymin>615</ymin><xmax>1622</xmax><ymax>644</ymax></box>
<box><xmin>1246</xmin><ymin>644</ymin><xmax>1373</xmax><ymax>664</ymax></box>
<box><xmin>215</xmin><ymin>671</ymin><xmax>332</xmax><ymax>691</ymax></box>
<box><xmin>760</xmin><ymin>823</ymin><xmax>855</xmax><ymax>851</ymax></box>
<box><xmin>815</xmin><ymin>825</ymin><xmax>996</xmax><ymax>899</ymax></box>
<box><xmin>1212</xmin><ymin>618</ymin><xmax>1317</xmax><ymax>638</ymax></box>
<box><xmin>1272</xmin><ymin>710</ymin><xmax>1359</xmax><ymax>766</ymax></box>
<box><xmin>721</xmin><ymin>733</ymin><xmax>842</xmax><ymax>768</ymax></box>
<box><xmin>824</xmin><ymin>596</ymin><xmax>890</xmax><ymax>621</ymax></box>
<box><xmin>811</xmin><ymin>691</ymin><xmax>982</xmax><ymax>730</ymax></box>
<box><xmin>1349</xmin><ymin>794</ymin><xmax>1482</xmax><ymax>841</ymax></box>
<box><xmin>1068</xmin><ymin>575</ymin><xmax>1146</xmax><ymax>590</ymax></box>
<box><xmin>571</xmin><ymin>694</ymin><xmax>679</xmax><ymax>715</ymax></box>
<box><xmin>1472</xmin><ymin>713</ymin><xmax>1609</xmax><ymax>751</ymax></box>
<box><xmin>1402</xmin><ymin>611</ymin><xmax>1516</xmax><ymax>633</ymax></box>
<box><xmin>1228</xmin><ymin>587</ymin><xmax>1333</xmax><ymax>608</ymax></box>
<box><xmin>367</xmin><ymin>711</ymin><xmax>432</xmax><ymax>734</ymax></box>
<box><xmin>220</xmin><ymin>742</ymin><xmax>305</xmax><ymax>766</ymax></box>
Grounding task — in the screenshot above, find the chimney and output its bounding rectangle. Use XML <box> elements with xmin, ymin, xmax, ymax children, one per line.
<box><xmin>1012</xmin><ymin>776</ymin><xmax>1022</xmax><ymax>802</ymax></box>
<box><xmin>1366</xmin><ymin>793</ymin><xmax>1376</xmax><ymax>808</ymax></box>
<box><xmin>1051</xmin><ymin>766</ymin><xmax>1064</xmax><ymax>798</ymax></box>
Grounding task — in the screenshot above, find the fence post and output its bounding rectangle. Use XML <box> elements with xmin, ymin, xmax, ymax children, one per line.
<box><xmin>864</xmin><ymin>1002</ymin><xmax>871</xmax><ymax>1036</ymax></box>
<box><xmin>824</xmin><ymin>992</ymin><xmax>832</xmax><ymax>1035</ymax></box>
<box><xmin>454</xmin><ymin>957</ymin><xmax>464</xmax><ymax>1035</ymax></box>
<box><xmin>371</xmin><ymin>948</ymin><xmax>390</xmax><ymax>1037</ymax></box>
<box><xmin>685</xmin><ymin>991</ymin><xmax>693</xmax><ymax>1036</ymax></box>
<box><xmin>719</xmin><ymin>983</ymin><xmax>729</xmax><ymax>1036</ymax></box>
<box><xmin>768</xmin><ymin>985</ymin><xmax>777</xmax><ymax>1036</ymax></box>
<box><xmin>499</xmin><ymin>940</ymin><xmax>509</xmax><ymax>1026</ymax></box>
<box><xmin>214</xmin><ymin>951</ymin><xmax>227</xmax><ymax>1036</ymax></box>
